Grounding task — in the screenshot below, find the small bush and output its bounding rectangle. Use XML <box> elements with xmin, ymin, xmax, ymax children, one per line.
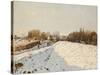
<box><xmin>15</xmin><ymin>63</ymin><xmax>23</xmax><ymax>71</ymax></box>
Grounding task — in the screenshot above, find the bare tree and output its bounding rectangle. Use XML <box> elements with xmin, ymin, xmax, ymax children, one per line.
<box><xmin>28</xmin><ymin>29</ymin><xmax>41</xmax><ymax>40</ymax></box>
<box><xmin>40</xmin><ymin>32</ymin><xmax>47</xmax><ymax>40</ymax></box>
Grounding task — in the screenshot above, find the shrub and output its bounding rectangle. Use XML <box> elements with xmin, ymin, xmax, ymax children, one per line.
<box><xmin>15</xmin><ymin>63</ymin><xmax>23</xmax><ymax>71</ymax></box>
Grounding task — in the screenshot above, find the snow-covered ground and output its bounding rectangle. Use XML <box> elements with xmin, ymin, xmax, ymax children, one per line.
<box><xmin>13</xmin><ymin>41</ymin><xmax>97</xmax><ymax>74</ymax></box>
<box><xmin>53</xmin><ymin>41</ymin><xmax>97</xmax><ymax>69</ymax></box>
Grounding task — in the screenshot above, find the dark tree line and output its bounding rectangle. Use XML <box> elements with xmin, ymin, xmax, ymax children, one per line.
<box><xmin>67</xmin><ymin>28</ymin><xmax>97</xmax><ymax>45</ymax></box>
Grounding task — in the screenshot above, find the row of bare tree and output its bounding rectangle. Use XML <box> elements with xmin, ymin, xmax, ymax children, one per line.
<box><xmin>13</xmin><ymin>28</ymin><xmax>97</xmax><ymax>45</ymax></box>
<box><xmin>27</xmin><ymin>30</ymin><xmax>60</xmax><ymax>42</ymax></box>
<box><xmin>67</xmin><ymin>28</ymin><xmax>97</xmax><ymax>45</ymax></box>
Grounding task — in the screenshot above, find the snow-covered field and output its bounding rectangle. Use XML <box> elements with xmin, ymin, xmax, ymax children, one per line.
<box><xmin>53</xmin><ymin>41</ymin><xmax>97</xmax><ymax>69</ymax></box>
<box><xmin>13</xmin><ymin>41</ymin><xmax>97</xmax><ymax>74</ymax></box>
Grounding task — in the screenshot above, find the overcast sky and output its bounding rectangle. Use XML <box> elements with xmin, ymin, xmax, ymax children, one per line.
<box><xmin>13</xmin><ymin>1</ymin><xmax>97</xmax><ymax>36</ymax></box>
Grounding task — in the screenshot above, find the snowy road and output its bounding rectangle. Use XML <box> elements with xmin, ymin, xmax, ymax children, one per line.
<box><xmin>13</xmin><ymin>41</ymin><xmax>97</xmax><ymax>74</ymax></box>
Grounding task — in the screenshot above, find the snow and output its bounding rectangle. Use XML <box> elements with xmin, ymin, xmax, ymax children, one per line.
<box><xmin>13</xmin><ymin>41</ymin><xmax>97</xmax><ymax>74</ymax></box>
<box><xmin>53</xmin><ymin>41</ymin><xmax>97</xmax><ymax>69</ymax></box>
<box><xmin>14</xmin><ymin>46</ymin><xmax>51</xmax><ymax>61</ymax></box>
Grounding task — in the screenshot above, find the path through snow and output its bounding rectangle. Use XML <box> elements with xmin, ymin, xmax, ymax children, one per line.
<box><xmin>13</xmin><ymin>41</ymin><xmax>97</xmax><ymax>74</ymax></box>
